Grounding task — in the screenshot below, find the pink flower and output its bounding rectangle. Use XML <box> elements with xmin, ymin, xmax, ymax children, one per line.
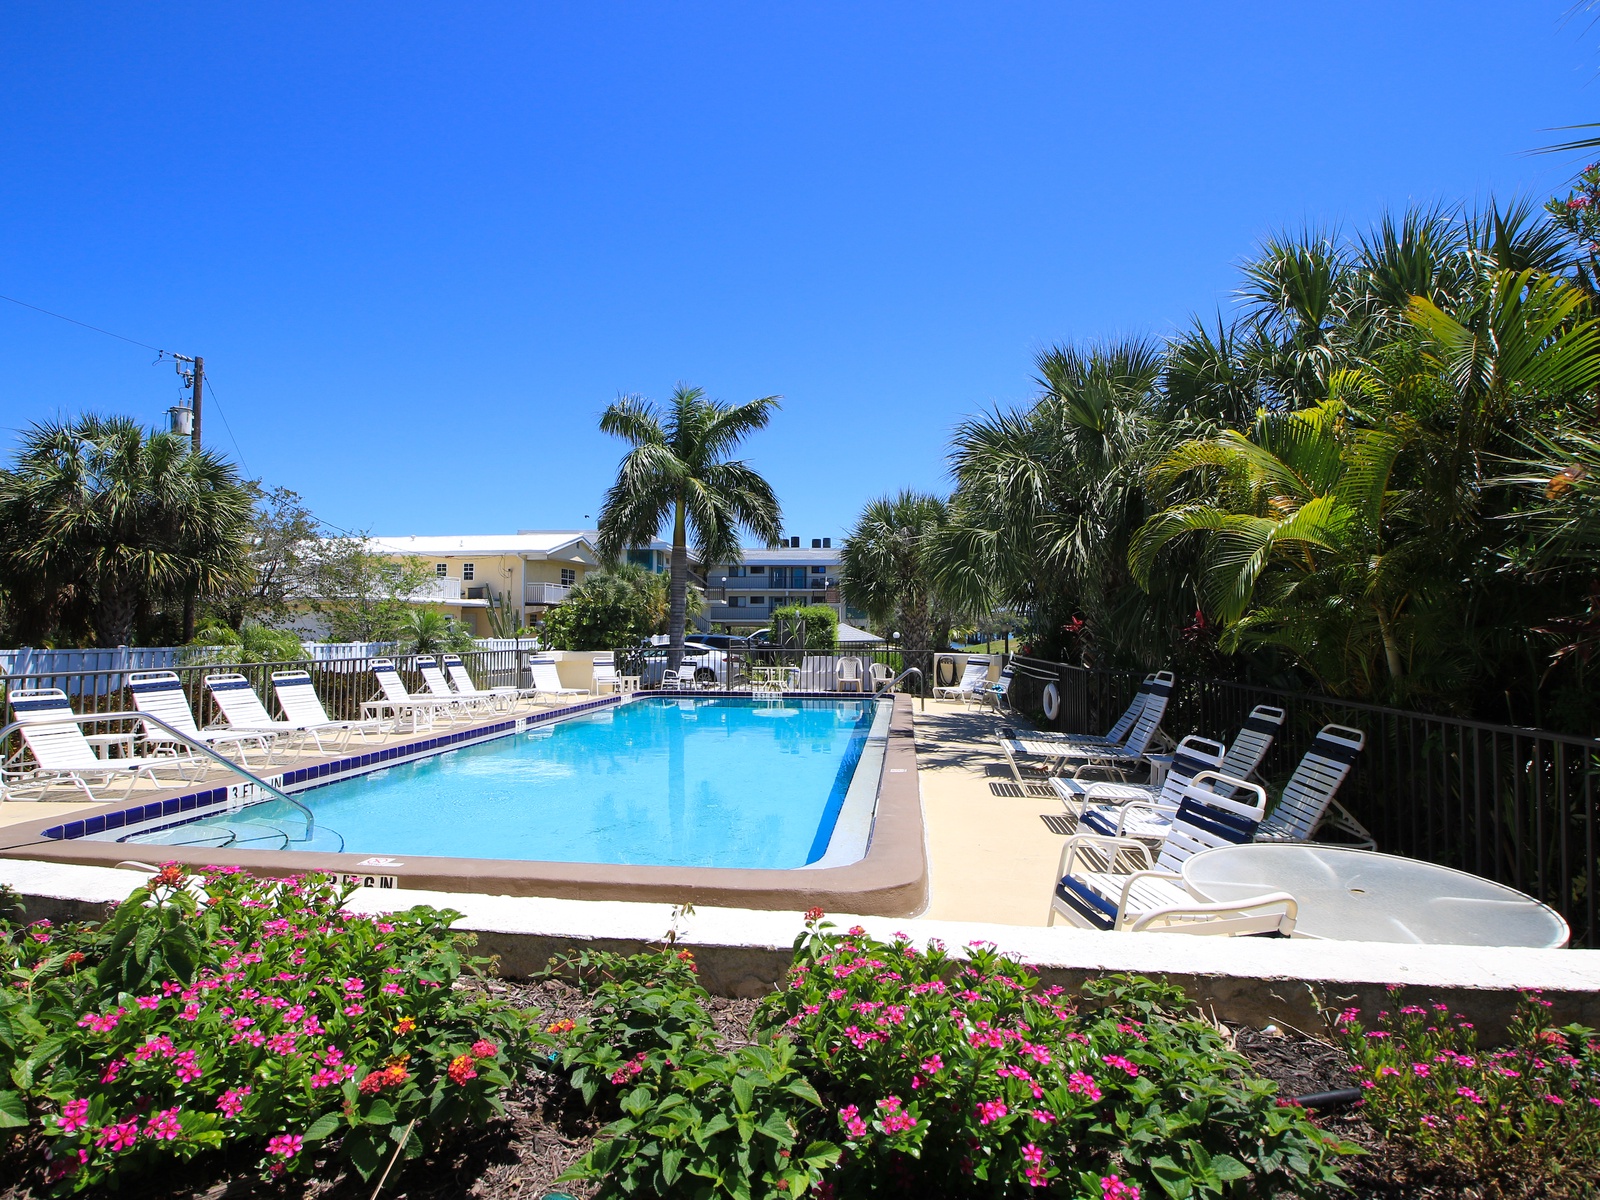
<box><xmin>920</xmin><ymin>1054</ymin><xmax>944</xmax><ymax>1074</ymax></box>
<box><xmin>975</xmin><ymin>1099</ymin><xmax>1008</xmax><ymax>1125</ymax></box>
<box><xmin>1544</xmin><ymin>1093</ymin><xmax>1565</xmax><ymax>1105</ymax></box>
<box><xmin>343</xmin><ymin>1004</ymin><xmax>365</xmax><ymax>1017</ymax></box>
<box><xmin>171</xmin><ymin>1050</ymin><xmax>204</xmax><ymax>1083</ymax></box>
<box><xmin>838</xmin><ymin>1104</ymin><xmax>869</xmax><ymax>1139</ymax></box>
<box><xmin>267</xmin><ymin>1132</ymin><xmax>303</xmax><ymax>1158</ymax></box>
<box><xmin>57</xmin><ymin>1099</ymin><xmax>89</xmax><ymax>1134</ymax></box>
<box><xmin>1411</xmin><ymin>1063</ymin><xmax>1430</xmax><ymax>1077</ymax></box>
<box><xmin>877</xmin><ymin>1095</ymin><xmax>916</xmax><ymax>1133</ymax></box>
<box><xmin>95</xmin><ymin>1120</ymin><xmax>140</xmax><ymax>1153</ymax></box>
<box><xmin>471</xmin><ymin>1039</ymin><xmax>498</xmax><ymax>1059</ymax></box>
<box><xmin>1102</xmin><ymin>1054</ymin><xmax>1139</xmax><ymax>1078</ymax></box>
<box><xmin>1101</xmin><ymin>1175</ymin><xmax>1141</xmax><ymax>1200</ymax></box>
<box><xmin>100</xmin><ymin>1058</ymin><xmax>124</xmax><ymax>1084</ymax></box>
<box><xmin>217</xmin><ymin>1086</ymin><xmax>252</xmax><ymax>1118</ymax></box>
<box><xmin>135</xmin><ymin>996</ymin><xmax>161</xmax><ymax>1011</ymax></box>
<box><xmin>1030</xmin><ymin>1108</ymin><xmax>1055</xmax><ymax>1123</ymax></box>
<box><xmin>77</xmin><ymin>1008</ymin><xmax>123</xmax><ymax>1034</ymax></box>
<box><xmin>1457</xmin><ymin>1087</ymin><xmax>1484</xmax><ymax>1105</ymax></box>
<box><xmin>144</xmin><ymin>1107</ymin><xmax>182</xmax><ymax>1141</ymax></box>
<box><xmin>343</xmin><ymin>978</ymin><xmax>365</xmax><ymax>993</ymax></box>
<box><xmin>1068</xmin><ymin>1071</ymin><xmax>1102</xmax><ymax>1102</ymax></box>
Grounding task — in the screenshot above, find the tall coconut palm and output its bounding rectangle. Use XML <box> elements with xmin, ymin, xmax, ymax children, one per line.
<box><xmin>0</xmin><ymin>415</ymin><xmax>254</xmax><ymax>647</ymax></box>
<box><xmin>596</xmin><ymin>384</ymin><xmax>783</xmax><ymax>672</ymax></box>
<box><xmin>840</xmin><ymin>491</ymin><xmax>962</xmax><ymax>680</ymax></box>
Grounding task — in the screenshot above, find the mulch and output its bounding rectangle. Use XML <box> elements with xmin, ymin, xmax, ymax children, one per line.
<box><xmin>0</xmin><ymin>981</ymin><xmax>1497</xmax><ymax>1200</ymax></box>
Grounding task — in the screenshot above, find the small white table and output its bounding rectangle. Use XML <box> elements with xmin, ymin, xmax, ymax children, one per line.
<box><xmin>1182</xmin><ymin>844</ymin><xmax>1570</xmax><ymax>948</ymax></box>
<box><xmin>85</xmin><ymin>731</ymin><xmax>137</xmax><ymax>760</ymax></box>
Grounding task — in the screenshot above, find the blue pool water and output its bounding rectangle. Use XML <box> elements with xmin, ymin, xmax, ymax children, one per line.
<box><xmin>178</xmin><ymin>697</ymin><xmax>883</xmax><ymax>868</ymax></box>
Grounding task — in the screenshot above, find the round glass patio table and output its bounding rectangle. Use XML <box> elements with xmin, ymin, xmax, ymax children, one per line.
<box><xmin>1181</xmin><ymin>844</ymin><xmax>1570</xmax><ymax>947</ymax></box>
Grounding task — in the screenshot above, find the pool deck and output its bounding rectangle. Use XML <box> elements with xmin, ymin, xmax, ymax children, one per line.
<box><xmin>914</xmin><ymin>698</ymin><xmax>1061</xmax><ymax>926</ymax></box>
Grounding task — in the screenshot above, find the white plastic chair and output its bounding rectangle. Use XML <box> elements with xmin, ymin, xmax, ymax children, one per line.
<box><xmin>836</xmin><ymin>657</ymin><xmax>864</xmax><ymax>693</ymax></box>
<box><xmin>591</xmin><ymin>653</ymin><xmax>638</xmax><ymax>696</ymax></box>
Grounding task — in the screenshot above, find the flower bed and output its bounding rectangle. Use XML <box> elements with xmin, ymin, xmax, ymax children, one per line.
<box><xmin>2</xmin><ymin>881</ymin><xmax>1598</xmax><ymax>1199</ymax></box>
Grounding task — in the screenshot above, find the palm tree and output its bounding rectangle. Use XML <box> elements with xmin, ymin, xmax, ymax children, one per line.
<box><xmin>840</xmin><ymin>491</ymin><xmax>963</xmax><ymax>680</ymax></box>
<box><xmin>0</xmin><ymin>415</ymin><xmax>253</xmax><ymax>647</ymax></box>
<box><xmin>595</xmin><ymin>384</ymin><xmax>783</xmax><ymax>672</ymax></box>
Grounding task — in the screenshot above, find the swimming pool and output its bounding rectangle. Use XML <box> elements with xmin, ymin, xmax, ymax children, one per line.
<box><xmin>121</xmin><ymin>696</ymin><xmax>891</xmax><ymax>870</ymax></box>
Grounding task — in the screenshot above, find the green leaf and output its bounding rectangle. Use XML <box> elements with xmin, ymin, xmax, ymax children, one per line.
<box><xmin>661</xmin><ymin>1147</ymin><xmax>683</xmax><ymax>1185</ymax></box>
<box><xmin>783</xmin><ymin>1076</ymin><xmax>822</xmax><ymax>1107</ymax></box>
<box><xmin>0</xmin><ymin>1090</ymin><xmax>27</xmax><ymax>1128</ymax></box>
<box><xmin>730</xmin><ymin>1072</ymin><xmax>756</xmax><ymax>1112</ymax></box>
<box><xmin>304</xmin><ymin>1112</ymin><xmax>343</xmax><ymax>1142</ymax></box>
<box><xmin>1210</xmin><ymin>1153</ymin><xmax>1250</xmax><ymax>1183</ymax></box>
<box><xmin>364</xmin><ymin>1099</ymin><xmax>396</xmax><ymax>1126</ymax></box>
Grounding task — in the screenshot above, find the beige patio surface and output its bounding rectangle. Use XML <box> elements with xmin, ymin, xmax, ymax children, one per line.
<box><xmin>913</xmin><ymin>699</ymin><xmax>1065</xmax><ymax>926</ymax></box>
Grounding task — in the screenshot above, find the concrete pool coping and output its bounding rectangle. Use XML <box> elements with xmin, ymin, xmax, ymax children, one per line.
<box><xmin>0</xmin><ymin>692</ymin><xmax>928</xmax><ymax>916</ymax></box>
<box><xmin>5</xmin><ymin>858</ymin><xmax>1598</xmax><ymax>1034</ymax></box>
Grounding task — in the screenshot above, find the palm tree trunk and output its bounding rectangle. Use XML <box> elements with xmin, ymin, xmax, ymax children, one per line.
<box><xmin>94</xmin><ymin>582</ymin><xmax>138</xmax><ymax>649</ymax></box>
<box><xmin>668</xmin><ymin>499</ymin><xmax>688</xmax><ymax>674</ymax></box>
<box><xmin>1377</xmin><ymin>606</ymin><xmax>1403</xmax><ymax>681</ymax></box>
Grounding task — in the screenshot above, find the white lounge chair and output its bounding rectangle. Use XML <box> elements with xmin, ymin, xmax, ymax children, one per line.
<box><xmin>1055</xmin><ymin>733</ymin><xmax>1226</xmax><ymax>838</ymax></box>
<box><xmin>3</xmin><ymin>688</ymin><xmax>199</xmax><ymax>800</ymax></box>
<box><xmin>836</xmin><ymin>657</ymin><xmax>865</xmax><ymax>693</ymax></box>
<box><xmin>128</xmin><ymin>671</ymin><xmax>277</xmax><ymax>765</ymax></box>
<box><xmin>933</xmin><ymin>656</ymin><xmax>991</xmax><ymax>704</ymax></box>
<box><xmin>415</xmin><ymin>655</ymin><xmax>495</xmax><ymax>716</ymax></box>
<box><xmin>529</xmin><ymin>657</ymin><xmax>589</xmax><ymax>701</ymax></box>
<box><xmin>441</xmin><ymin>654</ymin><xmax>536</xmax><ymax>711</ymax></box>
<box><xmin>1048</xmin><ymin>777</ymin><xmax>1296</xmax><ymax>935</ymax></box>
<box><xmin>362</xmin><ymin>659</ymin><xmax>462</xmax><ymax>731</ymax></box>
<box><xmin>1255</xmin><ymin>725</ymin><xmax>1371</xmax><ymax>847</ymax></box>
<box><xmin>205</xmin><ymin>673</ymin><xmax>361</xmax><ymax>754</ymax></box>
<box><xmin>1057</xmin><ymin>705</ymin><xmax>1286</xmax><ymax>836</ymax></box>
<box><xmin>1015</xmin><ymin>674</ymin><xmax>1164</xmax><ymax>749</ymax></box>
<box><xmin>1001</xmin><ymin>674</ymin><xmax>1174</xmax><ymax>783</ymax></box>
<box><xmin>1086</xmin><ymin>721</ymin><xmax>1366</xmax><ymax>852</ymax></box>
<box><xmin>270</xmin><ymin>671</ymin><xmax>388</xmax><ymax>745</ymax></box>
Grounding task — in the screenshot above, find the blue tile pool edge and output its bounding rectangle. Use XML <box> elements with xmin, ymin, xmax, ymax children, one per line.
<box><xmin>40</xmin><ymin>694</ymin><xmax>624</xmax><ymax>844</ymax></box>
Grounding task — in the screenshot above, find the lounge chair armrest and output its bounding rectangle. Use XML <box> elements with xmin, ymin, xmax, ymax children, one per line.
<box><xmin>1058</xmin><ymin>833</ymin><xmax>1153</xmax><ymax>877</ymax></box>
<box><xmin>1113</xmin><ymin>869</ymin><xmax>1183</xmax><ymax>921</ymax></box>
<box><xmin>1127</xmin><ymin>891</ymin><xmax>1299</xmax><ymax>935</ymax></box>
<box><xmin>1113</xmin><ymin>801</ymin><xmax>1178</xmax><ymax>836</ymax></box>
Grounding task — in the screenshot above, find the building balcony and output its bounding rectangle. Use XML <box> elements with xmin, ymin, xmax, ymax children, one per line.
<box><xmin>525</xmin><ymin>582</ymin><xmax>573</xmax><ymax>606</ymax></box>
<box><xmin>405</xmin><ymin>577</ymin><xmax>463</xmax><ymax>602</ymax></box>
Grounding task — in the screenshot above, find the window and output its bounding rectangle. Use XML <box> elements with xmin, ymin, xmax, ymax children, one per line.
<box><xmin>812</xmin><ymin>565</ymin><xmax>826</xmax><ymax>574</ymax></box>
<box><xmin>434</xmin><ymin>563</ymin><xmax>447</xmax><ymax>577</ymax></box>
<box><xmin>750</xmin><ymin>595</ymin><xmax>765</xmax><ymax>606</ymax></box>
<box><xmin>750</xmin><ymin>565</ymin><xmax>765</xmax><ymax>574</ymax></box>
<box><xmin>560</xmin><ymin>568</ymin><xmax>576</xmax><ymax>587</ymax></box>
<box><xmin>812</xmin><ymin>594</ymin><xmax>827</xmax><ymax>604</ymax></box>
<box><xmin>728</xmin><ymin>596</ymin><xmax>745</xmax><ymax>607</ymax></box>
<box><xmin>729</xmin><ymin>565</ymin><xmax>747</xmax><ymax>578</ymax></box>
<box><xmin>461</xmin><ymin>562</ymin><xmax>475</xmax><ymax>581</ymax></box>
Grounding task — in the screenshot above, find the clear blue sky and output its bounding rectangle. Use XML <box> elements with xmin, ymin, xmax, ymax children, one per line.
<box><xmin>1</xmin><ymin>2</ymin><xmax>1596</xmax><ymax>543</ymax></box>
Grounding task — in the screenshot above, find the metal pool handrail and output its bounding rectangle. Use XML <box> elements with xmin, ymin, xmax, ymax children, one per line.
<box><xmin>0</xmin><ymin>710</ymin><xmax>318</xmax><ymax>841</ymax></box>
<box><xmin>881</xmin><ymin>667</ymin><xmax>925</xmax><ymax>711</ymax></box>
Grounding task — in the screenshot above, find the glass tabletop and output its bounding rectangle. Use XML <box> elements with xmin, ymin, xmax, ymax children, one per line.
<box><xmin>1182</xmin><ymin>844</ymin><xmax>1570</xmax><ymax>947</ymax></box>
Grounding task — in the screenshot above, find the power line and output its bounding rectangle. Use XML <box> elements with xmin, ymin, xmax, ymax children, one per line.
<box><xmin>197</xmin><ymin>373</ymin><xmax>252</xmax><ymax>477</ymax></box>
<box><xmin>0</xmin><ymin>292</ymin><xmax>168</xmax><ymax>354</ymax></box>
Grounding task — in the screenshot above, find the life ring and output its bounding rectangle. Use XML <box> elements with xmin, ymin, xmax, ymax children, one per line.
<box><xmin>1041</xmin><ymin>681</ymin><xmax>1061</xmax><ymax>722</ymax></box>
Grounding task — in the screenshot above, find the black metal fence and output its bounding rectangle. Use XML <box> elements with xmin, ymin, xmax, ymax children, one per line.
<box><xmin>1005</xmin><ymin>655</ymin><xmax>1600</xmax><ymax>948</ymax></box>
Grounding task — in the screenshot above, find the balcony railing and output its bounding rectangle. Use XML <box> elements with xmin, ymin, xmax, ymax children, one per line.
<box><xmin>403</xmin><ymin>577</ymin><xmax>463</xmax><ymax>602</ymax></box>
<box><xmin>525</xmin><ymin>582</ymin><xmax>573</xmax><ymax>606</ymax></box>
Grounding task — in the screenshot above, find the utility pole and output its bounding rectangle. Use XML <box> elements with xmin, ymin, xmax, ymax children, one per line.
<box><xmin>190</xmin><ymin>355</ymin><xmax>203</xmax><ymax>452</ymax></box>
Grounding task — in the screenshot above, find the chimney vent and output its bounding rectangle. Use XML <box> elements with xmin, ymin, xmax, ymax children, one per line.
<box><xmin>822</xmin><ymin>537</ymin><xmax>831</xmax><ymax>548</ymax></box>
<box><xmin>811</xmin><ymin>538</ymin><xmax>821</xmax><ymax>548</ymax></box>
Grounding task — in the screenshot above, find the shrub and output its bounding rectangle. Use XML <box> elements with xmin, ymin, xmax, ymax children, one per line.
<box><xmin>550</xmin><ymin>919</ymin><xmax>1351</xmax><ymax>1199</ymax></box>
<box><xmin>543</xmin><ymin>572</ymin><xmax>655</xmax><ymax>651</ymax></box>
<box><xmin>2</xmin><ymin>867</ymin><xmax>543</xmax><ymax>1191</ymax></box>
<box><xmin>551</xmin><ymin>947</ymin><xmax>839</xmax><ymax>1198</ymax></box>
<box><xmin>1332</xmin><ymin>991</ymin><xmax>1600</xmax><ymax>1196</ymax></box>
<box><xmin>771</xmin><ymin>605</ymin><xmax>838</xmax><ymax>650</ymax></box>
